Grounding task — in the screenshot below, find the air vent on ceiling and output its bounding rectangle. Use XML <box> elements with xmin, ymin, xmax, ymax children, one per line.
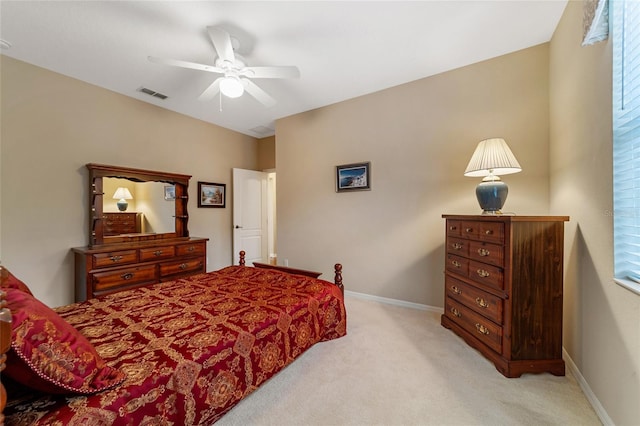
<box><xmin>250</xmin><ymin>125</ymin><xmax>275</xmax><ymax>136</ymax></box>
<box><xmin>137</xmin><ymin>87</ymin><xmax>168</xmax><ymax>100</ymax></box>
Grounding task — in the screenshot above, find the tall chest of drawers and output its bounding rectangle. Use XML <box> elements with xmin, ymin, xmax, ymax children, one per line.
<box><xmin>441</xmin><ymin>215</ymin><xmax>569</xmax><ymax>378</ymax></box>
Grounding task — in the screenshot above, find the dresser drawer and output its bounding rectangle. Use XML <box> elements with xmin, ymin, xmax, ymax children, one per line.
<box><xmin>468</xmin><ymin>240</ymin><xmax>504</xmax><ymax>267</ymax></box>
<box><xmin>176</xmin><ymin>242</ymin><xmax>206</xmax><ymax>257</ymax></box>
<box><xmin>159</xmin><ymin>258</ymin><xmax>205</xmax><ymax>278</ymax></box>
<box><xmin>92</xmin><ymin>250</ymin><xmax>138</xmax><ymax>268</ymax></box>
<box><xmin>460</xmin><ymin>220</ymin><xmax>504</xmax><ymax>244</ymax></box>
<box><xmin>469</xmin><ymin>260</ymin><xmax>504</xmax><ymax>291</ymax></box>
<box><xmin>139</xmin><ymin>245</ymin><xmax>176</xmax><ymax>262</ymax></box>
<box><xmin>445</xmin><ymin>298</ymin><xmax>502</xmax><ymax>354</ymax></box>
<box><xmin>446</xmin><ymin>237</ymin><xmax>469</xmax><ymax>257</ymax></box>
<box><xmin>445</xmin><ymin>276</ymin><xmax>503</xmax><ymax>323</ymax></box>
<box><xmin>445</xmin><ymin>254</ymin><xmax>469</xmax><ymax>277</ymax></box>
<box><xmin>93</xmin><ymin>264</ymin><xmax>157</xmax><ymax>292</ymax></box>
<box><xmin>446</xmin><ymin>220</ymin><xmax>462</xmax><ymax>237</ymax></box>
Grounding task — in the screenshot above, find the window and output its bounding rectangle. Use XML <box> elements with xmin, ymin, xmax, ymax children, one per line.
<box><xmin>613</xmin><ymin>0</ymin><xmax>640</xmax><ymax>294</ymax></box>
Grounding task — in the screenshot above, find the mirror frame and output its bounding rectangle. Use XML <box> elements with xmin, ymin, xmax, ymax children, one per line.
<box><xmin>87</xmin><ymin>163</ymin><xmax>191</xmax><ymax>247</ymax></box>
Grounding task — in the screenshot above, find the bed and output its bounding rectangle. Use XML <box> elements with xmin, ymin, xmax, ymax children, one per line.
<box><xmin>0</xmin><ymin>252</ymin><xmax>346</xmax><ymax>425</ymax></box>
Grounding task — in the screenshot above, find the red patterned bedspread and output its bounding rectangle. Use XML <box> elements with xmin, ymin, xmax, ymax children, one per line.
<box><xmin>4</xmin><ymin>265</ymin><xmax>346</xmax><ymax>425</ymax></box>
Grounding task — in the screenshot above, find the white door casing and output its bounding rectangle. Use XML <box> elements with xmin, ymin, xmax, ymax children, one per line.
<box><xmin>233</xmin><ymin>168</ymin><xmax>268</xmax><ymax>265</ymax></box>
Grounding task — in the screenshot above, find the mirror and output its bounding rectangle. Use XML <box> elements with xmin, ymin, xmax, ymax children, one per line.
<box><xmin>86</xmin><ymin>163</ymin><xmax>191</xmax><ymax>247</ymax></box>
<box><xmin>103</xmin><ymin>178</ymin><xmax>175</xmax><ymax>234</ymax></box>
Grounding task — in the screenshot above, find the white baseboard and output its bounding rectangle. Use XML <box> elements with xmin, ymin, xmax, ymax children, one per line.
<box><xmin>344</xmin><ymin>290</ymin><xmax>443</xmax><ymax>314</ymax></box>
<box><xmin>563</xmin><ymin>348</ymin><xmax>614</xmax><ymax>426</ymax></box>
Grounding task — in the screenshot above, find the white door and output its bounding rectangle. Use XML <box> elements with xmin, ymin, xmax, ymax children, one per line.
<box><xmin>233</xmin><ymin>168</ymin><xmax>268</xmax><ymax>265</ymax></box>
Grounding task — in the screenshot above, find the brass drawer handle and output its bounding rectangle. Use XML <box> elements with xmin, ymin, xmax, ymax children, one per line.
<box><xmin>449</xmin><ymin>225</ymin><xmax>457</xmax><ymax>231</ymax></box>
<box><xmin>476</xmin><ymin>297</ymin><xmax>489</xmax><ymax>308</ymax></box>
<box><xmin>451</xmin><ymin>260</ymin><xmax>461</xmax><ymax>268</ymax></box>
<box><xmin>485</xmin><ymin>229</ymin><xmax>493</xmax><ymax>235</ymax></box>
<box><xmin>465</xmin><ymin>227</ymin><xmax>473</xmax><ymax>233</ymax></box>
<box><xmin>475</xmin><ymin>323</ymin><xmax>490</xmax><ymax>335</ymax></box>
<box><xmin>154</xmin><ymin>250</ymin><xmax>163</xmax><ymax>256</ymax></box>
<box><xmin>477</xmin><ymin>269</ymin><xmax>490</xmax><ymax>278</ymax></box>
<box><xmin>452</xmin><ymin>243</ymin><xmax>463</xmax><ymax>250</ymax></box>
<box><xmin>477</xmin><ymin>248</ymin><xmax>490</xmax><ymax>257</ymax></box>
<box><xmin>179</xmin><ymin>263</ymin><xmax>188</xmax><ymax>270</ymax></box>
<box><xmin>187</xmin><ymin>246</ymin><xmax>195</xmax><ymax>252</ymax></box>
<box><xmin>450</xmin><ymin>307</ymin><xmax>461</xmax><ymax>318</ymax></box>
<box><xmin>450</xmin><ymin>285</ymin><xmax>462</xmax><ymax>295</ymax></box>
<box><xmin>121</xmin><ymin>273</ymin><xmax>134</xmax><ymax>280</ymax></box>
<box><xmin>110</xmin><ymin>255</ymin><xmax>123</xmax><ymax>262</ymax></box>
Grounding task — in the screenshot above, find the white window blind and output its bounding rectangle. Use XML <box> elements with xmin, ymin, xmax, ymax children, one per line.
<box><xmin>613</xmin><ymin>0</ymin><xmax>640</xmax><ymax>286</ymax></box>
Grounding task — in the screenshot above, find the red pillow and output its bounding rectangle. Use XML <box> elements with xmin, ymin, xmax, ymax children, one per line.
<box><xmin>4</xmin><ymin>288</ymin><xmax>126</xmax><ymax>394</ymax></box>
<box><xmin>0</xmin><ymin>266</ymin><xmax>34</xmax><ymax>296</ymax></box>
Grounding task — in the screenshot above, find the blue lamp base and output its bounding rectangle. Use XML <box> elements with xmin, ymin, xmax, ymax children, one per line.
<box><xmin>117</xmin><ymin>201</ymin><xmax>128</xmax><ymax>211</ymax></box>
<box><xmin>476</xmin><ymin>181</ymin><xmax>508</xmax><ymax>214</ymax></box>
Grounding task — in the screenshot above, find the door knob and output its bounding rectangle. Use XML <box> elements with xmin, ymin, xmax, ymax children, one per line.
<box><xmin>235</xmin><ymin>225</ymin><xmax>243</xmax><ymax>229</ymax></box>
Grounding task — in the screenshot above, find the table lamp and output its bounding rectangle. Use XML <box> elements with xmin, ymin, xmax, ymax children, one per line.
<box><xmin>113</xmin><ymin>187</ymin><xmax>133</xmax><ymax>211</ymax></box>
<box><xmin>464</xmin><ymin>138</ymin><xmax>521</xmax><ymax>214</ymax></box>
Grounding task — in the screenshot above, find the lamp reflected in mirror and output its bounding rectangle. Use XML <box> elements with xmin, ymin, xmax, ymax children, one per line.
<box><xmin>113</xmin><ymin>187</ymin><xmax>133</xmax><ymax>211</ymax></box>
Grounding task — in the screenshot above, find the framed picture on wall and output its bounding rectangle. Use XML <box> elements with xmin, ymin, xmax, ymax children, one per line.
<box><xmin>336</xmin><ymin>162</ymin><xmax>371</xmax><ymax>192</ymax></box>
<box><xmin>164</xmin><ymin>185</ymin><xmax>175</xmax><ymax>201</ymax></box>
<box><xmin>198</xmin><ymin>182</ymin><xmax>226</xmax><ymax>208</ymax></box>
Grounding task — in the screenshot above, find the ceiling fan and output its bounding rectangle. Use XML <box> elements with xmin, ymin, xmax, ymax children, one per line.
<box><xmin>148</xmin><ymin>26</ymin><xmax>300</xmax><ymax>107</ymax></box>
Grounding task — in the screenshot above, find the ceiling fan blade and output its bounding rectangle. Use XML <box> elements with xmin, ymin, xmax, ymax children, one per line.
<box><xmin>198</xmin><ymin>77</ymin><xmax>223</xmax><ymax>101</ymax></box>
<box><xmin>148</xmin><ymin>56</ymin><xmax>224</xmax><ymax>74</ymax></box>
<box><xmin>242</xmin><ymin>66</ymin><xmax>300</xmax><ymax>79</ymax></box>
<box><xmin>242</xmin><ymin>78</ymin><xmax>277</xmax><ymax>107</ymax></box>
<box><xmin>207</xmin><ymin>27</ymin><xmax>235</xmax><ymax>64</ymax></box>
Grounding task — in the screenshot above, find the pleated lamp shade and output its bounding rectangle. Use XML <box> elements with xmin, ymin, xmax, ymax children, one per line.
<box><xmin>464</xmin><ymin>138</ymin><xmax>521</xmax><ymax>214</ymax></box>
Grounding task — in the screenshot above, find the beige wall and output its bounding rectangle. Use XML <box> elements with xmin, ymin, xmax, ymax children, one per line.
<box><xmin>276</xmin><ymin>44</ymin><xmax>551</xmax><ymax>303</ymax></box>
<box><xmin>550</xmin><ymin>2</ymin><xmax>639</xmax><ymax>424</ymax></box>
<box><xmin>0</xmin><ymin>56</ymin><xmax>258</xmax><ymax>308</ymax></box>
<box><xmin>257</xmin><ymin>135</ymin><xmax>276</xmax><ymax>170</ymax></box>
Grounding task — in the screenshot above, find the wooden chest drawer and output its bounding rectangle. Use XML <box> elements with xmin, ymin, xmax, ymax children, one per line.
<box><xmin>445</xmin><ymin>254</ymin><xmax>468</xmax><ymax>276</ymax></box>
<box><xmin>469</xmin><ymin>260</ymin><xmax>504</xmax><ymax>291</ymax></box>
<box><xmin>159</xmin><ymin>258</ymin><xmax>205</xmax><ymax>278</ymax></box>
<box><xmin>445</xmin><ymin>276</ymin><xmax>503</xmax><ymax>323</ymax></box>
<box><xmin>446</xmin><ymin>220</ymin><xmax>462</xmax><ymax>237</ymax></box>
<box><xmin>140</xmin><ymin>245</ymin><xmax>176</xmax><ymax>262</ymax></box>
<box><xmin>468</xmin><ymin>240</ymin><xmax>504</xmax><ymax>267</ymax></box>
<box><xmin>460</xmin><ymin>220</ymin><xmax>504</xmax><ymax>244</ymax></box>
<box><xmin>93</xmin><ymin>264</ymin><xmax>157</xmax><ymax>292</ymax></box>
<box><xmin>446</xmin><ymin>237</ymin><xmax>469</xmax><ymax>257</ymax></box>
<box><xmin>176</xmin><ymin>242</ymin><xmax>206</xmax><ymax>257</ymax></box>
<box><xmin>445</xmin><ymin>298</ymin><xmax>502</xmax><ymax>354</ymax></box>
<box><xmin>92</xmin><ymin>250</ymin><xmax>138</xmax><ymax>268</ymax></box>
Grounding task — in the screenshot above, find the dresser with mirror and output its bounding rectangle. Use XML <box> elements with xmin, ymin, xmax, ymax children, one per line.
<box><xmin>72</xmin><ymin>163</ymin><xmax>208</xmax><ymax>301</ymax></box>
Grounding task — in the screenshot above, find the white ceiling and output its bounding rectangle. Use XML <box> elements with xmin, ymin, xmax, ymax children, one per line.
<box><xmin>0</xmin><ymin>1</ymin><xmax>567</xmax><ymax>138</ymax></box>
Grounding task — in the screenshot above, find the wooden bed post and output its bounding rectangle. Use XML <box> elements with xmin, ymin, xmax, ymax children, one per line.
<box><xmin>0</xmin><ymin>289</ymin><xmax>10</xmax><ymax>426</ymax></box>
<box><xmin>334</xmin><ymin>264</ymin><xmax>344</xmax><ymax>294</ymax></box>
<box><xmin>239</xmin><ymin>251</ymin><xmax>245</xmax><ymax>266</ymax></box>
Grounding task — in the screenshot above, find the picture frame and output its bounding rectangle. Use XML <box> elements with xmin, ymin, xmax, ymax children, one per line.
<box><xmin>336</xmin><ymin>162</ymin><xmax>371</xmax><ymax>192</ymax></box>
<box><xmin>198</xmin><ymin>182</ymin><xmax>226</xmax><ymax>208</ymax></box>
<box><xmin>164</xmin><ymin>185</ymin><xmax>175</xmax><ymax>201</ymax></box>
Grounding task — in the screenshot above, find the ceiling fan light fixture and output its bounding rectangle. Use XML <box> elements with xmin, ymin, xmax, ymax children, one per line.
<box><xmin>220</xmin><ymin>76</ymin><xmax>244</xmax><ymax>98</ymax></box>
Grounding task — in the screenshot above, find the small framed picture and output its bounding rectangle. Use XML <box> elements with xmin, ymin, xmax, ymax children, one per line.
<box><xmin>198</xmin><ymin>182</ymin><xmax>226</xmax><ymax>208</ymax></box>
<box><xmin>336</xmin><ymin>162</ymin><xmax>371</xmax><ymax>192</ymax></box>
<box><xmin>164</xmin><ymin>185</ymin><xmax>175</xmax><ymax>201</ymax></box>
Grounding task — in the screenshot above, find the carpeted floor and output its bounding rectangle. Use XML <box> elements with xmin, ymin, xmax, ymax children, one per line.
<box><xmin>217</xmin><ymin>295</ymin><xmax>601</xmax><ymax>425</ymax></box>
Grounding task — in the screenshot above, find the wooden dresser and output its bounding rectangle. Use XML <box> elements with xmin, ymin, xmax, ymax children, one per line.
<box><xmin>441</xmin><ymin>214</ymin><xmax>569</xmax><ymax>378</ymax></box>
<box><xmin>103</xmin><ymin>212</ymin><xmax>142</xmax><ymax>236</ymax></box>
<box><xmin>73</xmin><ymin>237</ymin><xmax>208</xmax><ymax>301</ymax></box>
